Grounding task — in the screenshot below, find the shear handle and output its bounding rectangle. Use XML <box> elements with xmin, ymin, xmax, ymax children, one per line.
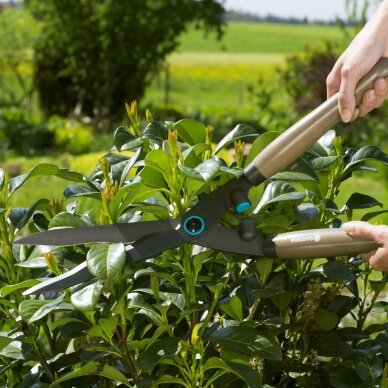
<box><xmin>263</xmin><ymin>228</ymin><xmax>379</xmax><ymax>260</ymax></box>
<box><xmin>244</xmin><ymin>57</ymin><xmax>388</xmax><ymax>185</ymax></box>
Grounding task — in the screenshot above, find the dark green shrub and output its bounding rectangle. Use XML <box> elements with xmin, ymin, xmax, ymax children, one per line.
<box><xmin>0</xmin><ymin>107</ymin><xmax>54</xmax><ymax>157</ymax></box>
<box><xmin>0</xmin><ymin>106</ymin><xmax>387</xmax><ymax>386</ymax></box>
<box><xmin>47</xmin><ymin>115</ymin><xmax>94</xmax><ymax>155</ymax></box>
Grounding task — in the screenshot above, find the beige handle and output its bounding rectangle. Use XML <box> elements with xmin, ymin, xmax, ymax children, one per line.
<box><xmin>269</xmin><ymin>229</ymin><xmax>378</xmax><ymax>259</ymax></box>
<box><xmin>244</xmin><ymin>57</ymin><xmax>388</xmax><ymax>183</ymax></box>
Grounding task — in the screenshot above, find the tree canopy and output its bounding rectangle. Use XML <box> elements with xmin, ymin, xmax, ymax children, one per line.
<box><xmin>26</xmin><ymin>0</ymin><xmax>225</xmax><ymax>127</ymax></box>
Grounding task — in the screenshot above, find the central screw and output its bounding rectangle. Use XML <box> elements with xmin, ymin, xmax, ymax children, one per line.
<box><xmin>183</xmin><ymin>216</ymin><xmax>205</xmax><ymax>236</ymax></box>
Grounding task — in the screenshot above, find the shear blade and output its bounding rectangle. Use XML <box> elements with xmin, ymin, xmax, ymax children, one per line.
<box><xmin>15</xmin><ymin>219</ymin><xmax>179</xmax><ymax>246</ymax></box>
<box><xmin>23</xmin><ymin>261</ymin><xmax>92</xmax><ymax>295</ymax></box>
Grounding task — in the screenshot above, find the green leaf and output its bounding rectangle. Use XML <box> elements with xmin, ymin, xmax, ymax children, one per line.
<box><xmin>143</xmin><ymin>122</ymin><xmax>168</xmax><ymax>145</ymax></box>
<box><xmin>64</xmin><ymin>184</ymin><xmax>100</xmax><ymax>199</ymax></box>
<box><xmin>315</xmin><ymin>308</ymin><xmax>339</xmax><ymax>331</ymax></box>
<box><xmin>144</xmin><ymin>149</ymin><xmax>171</xmax><ymax>177</ymax></box>
<box><xmin>255</xmin><ymin>258</ymin><xmax>273</xmax><ymax>284</ymax></box>
<box><xmin>0</xmin><ymin>341</ymin><xmax>27</xmax><ymax>360</ymax></box>
<box><xmin>114</xmin><ymin>126</ymin><xmax>136</xmax><ymax>150</ymax></box>
<box><xmin>9</xmin><ymin>198</ymin><xmax>50</xmax><ymax>230</ymax></box>
<box><xmin>272</xmin><ymin>158</ymin><xmax>318</xmax><ymax>182</ymax></box>
<box><xmin>1</xmin><ymin>279</ymin><xmax>39</xmax><ymax>298</ymax></box>
<box><xmin>223</xmin><ymin>359</ymin><xmax>263</xmax><ymax>388</ymax></box>
<box><xmin>174</xmin><ymin>118</ymin><xmax>206</xmax><ymax>145</ymax></box>
<box><xmin>179</xmin><ymin>158</ymin><xmax>220</xmax><ymax>182</ymax></box>
<box><xmin>215</xmin><ymin>124</ymin><xmax>259</xmax><ymax>154</ymax></box>
<box><xmin>140</xmin><ymin>166</ymin><xmax>166</xmax><ymax>188</ymax></box>
<box><xmin>254</xmin><ymin>181</ymin><xmax>305</xmax><ymax>213</ymax></box>
<box><xmin>86</xmin><ymin>243</ymin><xmax>126</xmax><ymax>281</ymax></box>
<box><xmin>355</xmin><ymin>357</ymin><xmax>384</xmax><ymax>381</ymax></box>
<box><xmin>49</xmin><ymin>212</ymin><xmax>93</xmax><ymax>228</ymax></box>
<box><xmin>342</xmin><ymin>193</ymin><xmax>382</xmax><ymax>210</ymax></box>
<box><xmin>9</xmin><ymin>163</ymin><xmax>84</xmax><ymax>195</ymax></box>
<box><xmin>29</xmin><ymin>297</ymin><xmax>67</xmax><ymax>323</ymax></box>
<box><xmin>98</xmin><ymin>316</ymin><xmax>119</xmax><ymax>340</ymax></box>
<box><xmin>361</xmin><ymin>209</ymin><xmax>388</xmax><ymax>222</ymax></box>
<box><xmin>182</xmin><ymin>143</ymin><xmax>211</xmax><ymax>167</ymax></box>
<box><xmin>271</xmin><ymin>290</ymin><xmax>297</xmax><ymax>312</ymax></box>
<box><xmin>19</xmin><ymin>299</ymin><xmax>50</xmax><ymax>322</ymax></box>
<box><xmin>311</xmin><ymin>155</ymin><xmax>339</xmax><ymax>170</ymax></box>
<box><xmin>322</xmin><ymin>261</ymin><xmax>356</xmax><ymax>282</ymax></box>
<box><xmin>0</xmin><ymin>336</ymin><xmax>14</xmax><ymax>351</ymax></box>
<box><xmin>220</xmin><ymin>295</ymin><xmax>243</xmax><ymax>321</ymax></box>
<box><xmin>71</xmin><ymin>281</ymin><xmax>104</xmax><ymax>311</ymax></box>
<box><xmin>309</xmin><ymin>331</ymin><xmax>352</xmax><ymax>357</ymax></box>
<box><xmin>342</xmin><ymin>145</ymin><xmax>388</xmax><ymax>180</ymax></box>
<box><xmin>245</xmin><ymin>131</ymin><xmax>279</xmax><ymax>166</ymax></box>
<box><xmin>205</xmin><ymin>326</ymin><xmax>282</xmax><ymax>361</ymax></box>
<box><xmin>51</xmin><ymin>360</ymin><xmax>131</xmax><ymax>387</ymax></box>
<box><xmin>17</xmin><ymin>257</ymin><xmax>48</xmax><ymax>268</ymax></box>
<box><xmin>152</xmin><ymin>375</ymin><xmax>187</xmax><ymax>386</ymax></box>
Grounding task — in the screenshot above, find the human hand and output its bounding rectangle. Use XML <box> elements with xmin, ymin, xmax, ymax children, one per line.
<box><xmin>326</xmin><ymin>1</ymin><xmax>388</xmax><ymax>122</ymax></box>
<box><xmin>343</xmin><ymin>221</ymin><xmax>388</xmax><ymax>271</ymax></box>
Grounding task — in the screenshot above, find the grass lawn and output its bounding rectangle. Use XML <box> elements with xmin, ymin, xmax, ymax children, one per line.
<box><xmin>177</xmin><ymin>22</ymin><xmax>344</xmax><ymax>53</ymax></box>
<box><xmin>144</xmin><ymin>22</ymin><xmax>347</xmax><ymax>115</ymax></box>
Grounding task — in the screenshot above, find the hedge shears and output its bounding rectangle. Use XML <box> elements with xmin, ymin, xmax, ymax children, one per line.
<box><xmin>16</xmin><ymin>58</ymin><xmax>388</xmax><ymax>295</ymax></box>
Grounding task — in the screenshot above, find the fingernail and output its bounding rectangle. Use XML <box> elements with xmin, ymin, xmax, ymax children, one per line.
<box><xmin>366</xmin><ymin>90</ymin><xmax>376</xmax><ymax>102</ymax></box>
<box><xmin>341</xmin><ymin>109</ymin><xmax>352</xmax><ymax>122</ymax></box>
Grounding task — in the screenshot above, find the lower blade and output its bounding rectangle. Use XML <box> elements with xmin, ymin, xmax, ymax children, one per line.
<box><xmin>23</xmin><ymin>262</ymin><xmax>92</xmax><ymax>295</ymax></box>
<box><xmin>125</xmin><ymin>227</ymin><xmax>187</xmax><ymax>263</ymax></box>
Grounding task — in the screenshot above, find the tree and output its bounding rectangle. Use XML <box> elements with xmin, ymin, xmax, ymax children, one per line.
<box><xmin>26</xmin><ymin>0</ymin><xmax>225</xmax><ymax>128</ymax></box>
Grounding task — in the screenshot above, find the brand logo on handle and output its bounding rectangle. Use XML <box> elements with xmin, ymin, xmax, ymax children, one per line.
<box><xmin>290</xmin><ymin>234</ymin><xmax>321</xmax><ymax>243</ymax></box>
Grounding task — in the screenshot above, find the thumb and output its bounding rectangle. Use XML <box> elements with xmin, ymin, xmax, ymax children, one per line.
<box><xmin>343</xmin><ymin>221</ymin><xmax>379</xmax><ymax>241</ymax></box>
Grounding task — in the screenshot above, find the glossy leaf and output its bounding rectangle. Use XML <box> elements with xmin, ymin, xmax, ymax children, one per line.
<box><xmin>144</xmin><ymin>149</ymin><xmax>171</xmax><ymax>177</ymax></box>
<box><xmin>71</xmin><ymin>281</ymin><xmax>104</xmax><ymax>311</ymax></box>
<box><xmin>48</xmin><ymin>212</ymin><xmax>94</xmax><ymax>229</ymax></box>
<box><xmin>179</xmin><ymin>158</ymin><xmax>220</xmax><ymax>181</ymax></box>
<box><xmin>29</xmin><ymin>297</ymin><xmax>67</xmax><ymax>323</ymax></box>
<box><xmin>220</xmin><ymin>295</ymin><xmax>243</xmax><ymax>321</ymax></box>
<box><xmin>174</xmin><ymin>118</ymin><xmax>206</xmax><ymax>145</ymax></box>
<box><xmin>214</xmin><ymin>124</ymin><xmax>258</xmax><ymax>154</ymax></box>
<box><xmin>114</xmin><ymin>126</ymin><xmax>138</xmax><ymax>151</ymax></box>
<box><xmin>52</xmin><ymin>360</ymin><xmax>130</xmax><ymax>386</ymax></box>
<box><xmin>254</xmin><ymin>181</ymin><xmax>305</xmax><ymax>213</ymax></box>
<box><xmin>9</xmin><ymin>163</ymin><xmax>84</xmax><ymax>195</ymax></box>
<box><xmin>86</xmin><ymin>243</ymin><xmax>126</xmax><ymax>281</ymax></box>
<box><xmin>245</xmin><ymin>131</ymin><xmax>279</xmax><ymax>166</ymax></box>
<box><xmin>143</xmin><ymin>122</ymin><xmax>168</xmax><ymax>145</ymax></box>
<box><xmin>9</xmin><ymin>199</ymin><xmax>50</xmax><ymax>230</ymax></box>
<box><xmin>205</xmin><ymin>326</ymin><xmax>282</xmax><ymax>361</ymax></box>
<box><xmin>322</xmin><ymin>261</ymin><xmax>355</xmax><ymax>282</ymax></box>
<box><xmin>342</xmin><ymin>193</ymin><xmax>382</xmax><ymax>211</ymax></box>
<box><xmin>19</xmin><ymin>299</ymin><xmax>51</xmax><ymax>322</ymax></box>
<box><xmin>1</xmin><ymin>279</ymin><xmax>40</xmax><ymax>298</ymax></box>
<box><xmin>315</xmin><ymin>308</ymin><xmax>339</xmax><ymax>331</ymax></box>
<box><xmin>311</xmin><ymin>155</ymin><xmax>339</xmax><ymax>171</ymax></box>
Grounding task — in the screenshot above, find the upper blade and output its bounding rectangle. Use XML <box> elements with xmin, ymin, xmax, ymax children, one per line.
<box><xmin>15</xmin><ymin>220</ymin><xmax>178</xmax><ymax>246</ymax></box>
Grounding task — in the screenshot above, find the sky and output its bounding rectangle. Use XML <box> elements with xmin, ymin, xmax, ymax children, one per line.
<box><xmin>223</xmin><ymin>0</ymin><xmax>380</xmax><ymax>21</ymax></box>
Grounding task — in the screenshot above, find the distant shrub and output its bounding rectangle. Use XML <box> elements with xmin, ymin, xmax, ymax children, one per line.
<box><xmin>47</xmin><ymin>116</ymin><xmax>94</xmax><ymax>155</ymax></box>
<box><xmin>0</xmin><ymin>107</ymin><xmax>53</xmax><ymax>157</ymax></box>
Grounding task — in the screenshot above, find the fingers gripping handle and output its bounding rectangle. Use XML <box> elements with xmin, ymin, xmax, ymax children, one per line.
<box><xmin>244</xmin><ymin>57</ymin><xmax>388</xmax><ymax>184</ymax></box>
<box><xmin>266</xmin><ymin>229</ymin><xmax>379</xmax><ymax>260</ymax></box>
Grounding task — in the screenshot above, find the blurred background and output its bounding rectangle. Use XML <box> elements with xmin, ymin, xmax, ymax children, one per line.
<box><xmin>0</xmin><ymin>0</ymin><xmax>386</xmax><ymax>217</ymax></box>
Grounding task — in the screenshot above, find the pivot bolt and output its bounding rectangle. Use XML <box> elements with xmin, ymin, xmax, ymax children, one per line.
<box><xmin>183</xmin><ymin>216</ymin><xmax>205</xmax><ymax>236</ymax></box>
